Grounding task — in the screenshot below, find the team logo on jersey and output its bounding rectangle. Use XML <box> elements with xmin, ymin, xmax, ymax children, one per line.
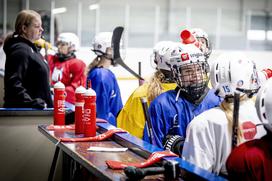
<box><xmin>241</xmin><ymin>121</ymin><xmax>257</xmax><ymax>140</ymax></box>
<box><xmin>237</xmin><ymin>80</ymin><xmax>244</xmax><ymax>87</ymax></box>
<box><xmin>52</xmin><ymin>67</ymin><xmax>63</xmax><ymax>82</ymax></box>
<box><xmin>110</xmin><ymin>90</ymin><xmax>116</xmax><ymax>98</ymax></box>
<box><xmin>181</xmin><ymin>53</ymin><xmax>189</xmax><ymax>61</ymax></box>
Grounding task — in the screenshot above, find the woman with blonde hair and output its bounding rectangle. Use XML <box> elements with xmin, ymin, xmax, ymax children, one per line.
<box><xmin>86</xmin><ymin>32</ymin><xmax>122</xmax><ymax>126</ymax></box>
<box><xmin>182</xmin><ymin>52</ymin><xmax>267</xmax><ymax>175</ymax></box>
<box><xmin>3</xmin><ymin>10</ymin><xmax>52</xmax><ymax>108</ymax></box>
<box><xmin>117</xmin><ymin>41</ymin><xmax>177</xmax><ymax>139</ymax></box>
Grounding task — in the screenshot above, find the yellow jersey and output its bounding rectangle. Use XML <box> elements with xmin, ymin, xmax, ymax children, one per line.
<box><xmin>117</xmin><ymin>82</ymin><xmax>176</xmax><ymax>139</ymax></box>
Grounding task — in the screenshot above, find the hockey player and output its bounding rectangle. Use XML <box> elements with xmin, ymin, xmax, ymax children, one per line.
<box><xmin>181</xmin><ymin>28</ymin><xmax>212</xmax><ymax>60</ymax></box>
<box><xmin>47</xmin><ymin>32</ymin><xmax>86</xmax><ymax>104</ymax></box>
<box><xmin>258</xmin><ymin>67</ymin><xmax>272</xmax><ymax>86</ymax></box>
<box><xmin>182</xmin><ymin>52</ymin><xmax>267</xmax><ymax>175</ymax></box>
<box><xmin>191</xmin><ymin>28</ymin><xmax>212</xmax><ymax>60</ymax></box>
<box><xmin>87</xmin><ymin>32</ymin><xmax>123</xmax><ymax>126</ymax></box>
<box><xmin>226</xmin><ymin>78</ymin><xmax>272</xmax><ymax>181</ymax></box>
<box><xmin>143</xmin><ymin>43</ymin><xmax>221</xmax><ymax>153</ymax></box>
<box><xmin>117</xmin><ymin>41</ymin><xmax>177</xmax><ymax>139</ymax></box>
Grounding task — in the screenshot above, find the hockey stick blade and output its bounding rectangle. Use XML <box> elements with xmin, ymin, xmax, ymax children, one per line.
<box><xmin>112</xmin><ymin>26</ymin><xmax>123</xmax><ymax>61</ymax></box>
<box><xmin>112</xmin><ymin>26</ymin><xmax>144</xmax><ymax>80</ymax></box>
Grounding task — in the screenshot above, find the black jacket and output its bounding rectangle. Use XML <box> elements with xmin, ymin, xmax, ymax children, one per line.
<box><xmin>3</xmin><ymin>34</ymin><xmax>53</xmax><ymax>108</ymax></box>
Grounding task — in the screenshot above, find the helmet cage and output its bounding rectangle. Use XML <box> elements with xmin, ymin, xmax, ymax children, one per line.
<box><xmin>167</xmin><ymin>43</ymin><xmax>209</xmax><ymax>100</ymax></box>
<box><xmin>172</xmin><ymin>61</ymin><xmax>209</xmax><ymax>100</ymax></box>
<box><xmin>191</xmin><ymin>28</ymin><xmax>212</xmax><ymax>59</ymax></box>
<box><xmin>198</xmin><ymin>37</ymin><xmax>212</xmax><ymax>59</ymax></box>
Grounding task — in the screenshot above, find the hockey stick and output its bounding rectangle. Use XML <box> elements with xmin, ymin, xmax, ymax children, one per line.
<box><xmin>231</xmin><ymin>92</ymin><xmax>240</xmax><ymax>149</ymax></box>
<box><xmin>140</xmin><ymin>97</ymin><xmax>154</xmax><ymax>144</ymax></box>
<box><xmin>111</xmin><ymin>26</ymin><xmax>144</xmax><ymax>80</ymax></box>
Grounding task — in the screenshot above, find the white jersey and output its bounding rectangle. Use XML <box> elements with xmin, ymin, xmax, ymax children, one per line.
<box><xmin>182</xmin><ymin>99</ymin><xmax>266</xmax><ymax>175</ymax></box>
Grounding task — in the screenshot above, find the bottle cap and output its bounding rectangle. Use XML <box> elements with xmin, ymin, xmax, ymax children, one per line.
<box><xmin>84</xmin><ymin>88</ymin><xmax>96</xmax><ymax>96</ymax></box>
<box><xmin>54</xmin><ymin>81</ymin><xmax>65</xmax><ymax>89</ymax></box>
<box><xmin>75</xmin><ymin>85</ymin><xmax>86</xmax><ymax>94</ymax></box>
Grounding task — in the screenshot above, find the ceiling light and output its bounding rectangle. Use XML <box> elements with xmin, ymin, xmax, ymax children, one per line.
<box><xmin>52</xmin><ymin>7</ymin><xmax>67</xmax><ymax>14</ymax></box>
<box><xmin>89</xmin><ymin>4</ymin><xmax>99</xmax><ymax>10</ymax></box>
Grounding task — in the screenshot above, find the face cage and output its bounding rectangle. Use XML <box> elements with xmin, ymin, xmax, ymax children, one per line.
<box><xmin>196</xmin><ymin>37</ymin><xmax>212</xmax><ymax>60</ymax></box>
<box><xmin>204</xmin><ymin>45</ymin><xmax>212</xmax><ymax>60</ymax></box>
<box><xmin>172</xmin><ymin>62</ymin><xmax>209</xmax><ymax>100</ymax></box>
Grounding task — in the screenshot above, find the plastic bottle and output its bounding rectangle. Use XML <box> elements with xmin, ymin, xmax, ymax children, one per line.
<box><xmin>53</xmin><ymin>81</ymin><xmax>66</xmax><ymax>125</ymax></box>
<box><xmin>75</xmin><ymin>85</ymin><xmax>86</xmax><ymax>134</ymax></box>
<box><xmin>180</xmin><ymin>29</ymin><xmax>200</xmax><ymax>48</ymax></box>
<box><xmin>83</xmin><ymin>87</ymin><xmax>96</xmax><ymax>137</ymax></box>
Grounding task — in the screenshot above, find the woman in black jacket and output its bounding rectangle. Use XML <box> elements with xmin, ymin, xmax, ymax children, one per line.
<box><xmin>3</xmin><ymin>10</ymin><xmax>53</xmax><ymax>108</ymax></box>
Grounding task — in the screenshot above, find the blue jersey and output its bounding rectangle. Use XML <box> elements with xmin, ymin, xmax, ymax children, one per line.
<box><xmin>143</xmin><ymin>89</ymin><xmax>221</xmax><ymax>148</ymax></box>
<box><xmin>87</xmin><ymin>67</ymin><xmax>123</xmax><ymax>126</ymax></box>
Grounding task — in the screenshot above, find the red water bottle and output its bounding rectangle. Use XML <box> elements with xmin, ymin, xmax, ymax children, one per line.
<box><xmin>180</xmin><ymin>29</ymin><xmax>200</xmax><ymax>48</ymax></box>
<box><xmin>83</xmin><ymin>87</ymin><xmax>96</xmax><ymax>137</ymax></box>
<box><xmin>75</xmin><ymin>85</ymin><xmax>86</xmax><ymax>134</ymax></box>
<box><xmin>53</xmin><ymin>81</ymin><xmax>66</xmax><ymax>125</ymax></box>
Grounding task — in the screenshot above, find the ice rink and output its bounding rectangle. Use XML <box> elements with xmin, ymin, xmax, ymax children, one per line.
<box><xmin>75</xmin><ymin>47</ymin><xmax>272</xmax><ymax>103</ymax></box>
<box><xmin>1</xmin><ymin>46</ymin><xmax>272</xmax><ymax>105</ymax></box>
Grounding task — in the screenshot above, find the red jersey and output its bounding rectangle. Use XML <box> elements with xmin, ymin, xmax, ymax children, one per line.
<box><xmin>226</xmin><ymin>135</ymin><xmax>272</xmax><ymax>181</ymax></box>
<box><xmin>47</xmin><ymin>55</ymin><xmax>86</xmax><ymax>104</ymax></box>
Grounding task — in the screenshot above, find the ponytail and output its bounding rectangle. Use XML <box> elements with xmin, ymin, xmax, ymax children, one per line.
<box><xmin>147</xmin><ymin>70</ymin><xmax>166</xmax><ymax>103</ymax></box>
<box><xmin>220</xmin><ymin>95</ymin><xmax>248</xmax><ymax>145</ymax></box>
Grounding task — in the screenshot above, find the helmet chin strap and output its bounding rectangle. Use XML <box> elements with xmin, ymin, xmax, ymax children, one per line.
<box><xmin>176</xmin><ymin>87</ymin><xmax>209</xmax><ymax>105</ymax></box>
<box><xmin>56</xmin><ymin>52</ymin><xmax>76</xmax><ymax>62</ymax></box>
<box><xmin>96</xmin><ymin>53</ymin><xmax>117</xmax><ymax>66</ymax></box>
<box><xmin>236</xmin><ymin>87</ymin><xmax>260</xmax><ymax>98</ymax></box>
<box><xmin>92</xmin><ymin>48</ymin><xmax>113</xmax><ymax>61</ymax></box>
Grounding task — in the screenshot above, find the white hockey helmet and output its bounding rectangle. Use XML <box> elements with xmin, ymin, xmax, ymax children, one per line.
<box><xmin>168</xmin><ymin>43</ymin><xmax>208</xmax><ymax>71</ymax></box>
<box><xmin>191</xmin><ymin>28</ymin><xmax>212</xmax><ymax>59</ymax></box>
<box><xmin>57</xmin><ymin>32</ymin><xmax>80</xmax><ymax>51</ymax></box>
<box><xmin>92</xmin><ymin>32</ymin><xmax>112</xmax><ymax>56</ymax></box>
<box><xmin>255</xmin><ymin>78</ymin><xmax>272</xmax><ymax>131</ymax></box>
<box><xmin>191</xmin><ymin>28</ymin><xmax>209</xmax><ymax>41</ymax></box>
<box><xmin>168</xmin><ymin>43</ymin><xmax>209</xmax><ymax>101</ymax></box>
<box><xmin>152</xmin><ymin>41</ymin><xmax>175</xmax><ymax>71</ymax></box>
<box><xmin>210</xmin><ymin>52</ymin><xmax>260</xmax><ymax>99</ymax></box>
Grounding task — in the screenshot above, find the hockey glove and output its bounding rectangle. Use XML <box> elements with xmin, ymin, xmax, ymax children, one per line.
<box><xmin>163</xmin><ymin>135</ymin><xmax>185</xmax><ymax>157</ymax></box>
